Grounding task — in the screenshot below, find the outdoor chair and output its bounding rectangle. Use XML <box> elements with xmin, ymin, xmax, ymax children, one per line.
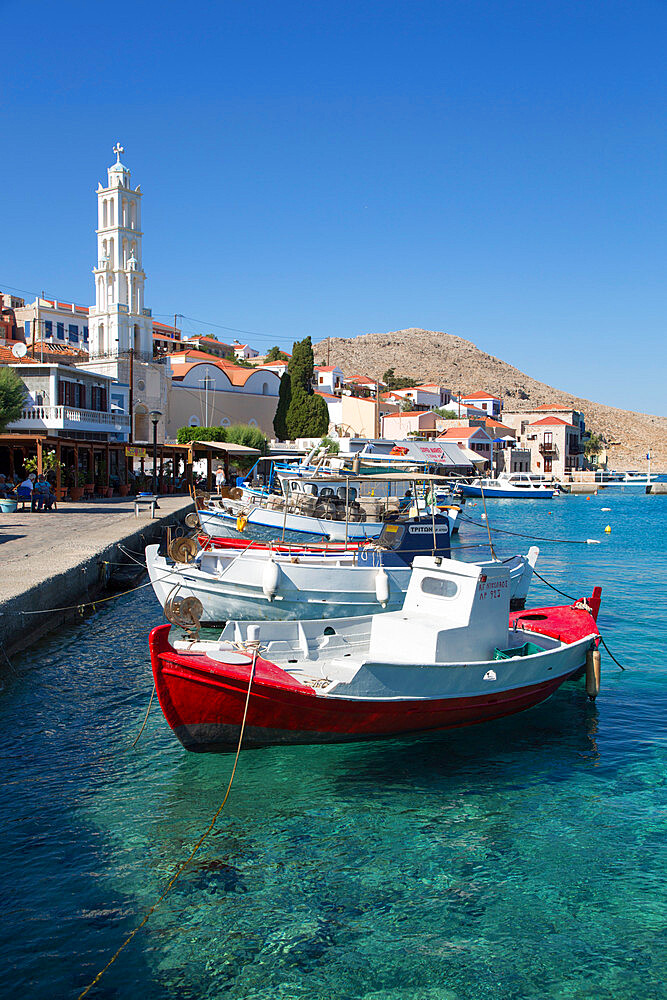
<box><xmin>15</xmin><ymin>487</ymin><xmax>32</xmax><ymax>511</ymax></box>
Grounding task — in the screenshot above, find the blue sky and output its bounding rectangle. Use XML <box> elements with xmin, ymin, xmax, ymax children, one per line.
<box><xmin>2</xmin><ymin>0</ymin><xmax>665</xmax><ymax>413</ymax></box>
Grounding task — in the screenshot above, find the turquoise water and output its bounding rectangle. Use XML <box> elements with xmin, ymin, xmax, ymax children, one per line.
<box><xmin>1</xmin><ymin>492</ymin><xmax>666</xmax><ymax>999</ymax></box>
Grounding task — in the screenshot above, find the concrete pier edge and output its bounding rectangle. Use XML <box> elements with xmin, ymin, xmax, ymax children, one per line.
<box><xmin>0</xmin><ymin>498</ymin><xmax>193</xmax><ymax>657</ymax></box>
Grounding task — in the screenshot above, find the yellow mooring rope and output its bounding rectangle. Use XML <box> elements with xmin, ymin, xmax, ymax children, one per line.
<box><xmin>78</xmin><ymin>645</ymin><xmax>259</xmax><ymax>999</ymax></box>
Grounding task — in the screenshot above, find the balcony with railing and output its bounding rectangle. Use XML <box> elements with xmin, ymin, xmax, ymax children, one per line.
<box><xmin>539</xmin><ymin>442</ymin><xmax>559</xmax><ymax>456</ymax></box>
<box><xmin>8</xmin><ymin>405</ymin><xmax>130</xmax><ymax>436</ymax></box>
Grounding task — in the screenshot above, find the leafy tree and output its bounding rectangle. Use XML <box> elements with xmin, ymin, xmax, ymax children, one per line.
<box><xmin>273</xmin><ymin>372</ymin><xmax>291</xmax><ymax>439</ymax></box>
<box><xmin>584</xmin><ymin>433</ymin><xmax>604</xmax><ymax>461</ymax></box>
<box><xmin>400</xmin><ymin>398</ymin><xmax>414</xmax><ymax>412</ymax></box>
<box><xmin>319</xmin><ymin>436</ymin><xmax>340</xmax><ymax>455</ymax></box>
<box><xmin>383</xmin><ymin>368</ymin><xmax>417</xmax><ymax>391</ymax></box>
<box><xmin>266</xmin><ymin>345</ymin><xmax>289</xmax><ymax>362</ymax></box>
<box><xmin>0</xmin><ymin>367</ymin><xmax>27</xmax><ymax>433</ymax></box>
<box><xmin>434</xmin><ymin>407</ymin><xmax>457</xmax><ymax>419</ymax></box>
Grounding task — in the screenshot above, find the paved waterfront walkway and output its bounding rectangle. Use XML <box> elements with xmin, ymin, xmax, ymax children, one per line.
<box><xmin>0</xmin><ymin>496</ymin><xmax>193</xmax><ymax>649</ymax></box>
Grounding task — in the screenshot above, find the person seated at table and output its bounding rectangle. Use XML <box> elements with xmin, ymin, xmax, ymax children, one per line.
<box><xmin>16</xmin><ymin>473</ymin><xmax>34</xmax><ymax>510</ymax></box>
<box><xmin>0</xmin><ymin>474</ymin><xmax>10</xmax><ymax>499</ymax></box>
<box><xmin>33</xmin><ymin>474</ymin><xmax>55</xmax><ymax>511</ymax></box>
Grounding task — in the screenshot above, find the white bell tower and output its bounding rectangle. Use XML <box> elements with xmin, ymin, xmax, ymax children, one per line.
<box><xmin>79</xmin><ymin>144</ymin><xmax>169</xmax><ymax>444</ymax></box>
<box><xmin>89</xmin><ymin>143</ymin><xmax>152</xmax><ymax>360</ymax></box>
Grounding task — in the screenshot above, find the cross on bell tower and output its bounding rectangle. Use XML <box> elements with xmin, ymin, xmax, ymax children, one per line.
<box><xmin>89</xmin><ymin>144</ymin><xmax>151</xmax><ymax>360</ymax></box>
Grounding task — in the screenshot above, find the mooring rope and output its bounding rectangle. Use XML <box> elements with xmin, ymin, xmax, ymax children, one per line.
<box><xmin>528</xmin><ymin>568</ymin><xmax>627</xmax><ymax>671</ymax></box>
<box><xmin>78</xmin><ymin>643</ymin><xmax>260</xmax><ymax>999</ymax></box>
<box><xmin>458</xmin><ymin>512</ymin><xmax>598</xmax><ymax>545</ymax></box>
<box><xmin>131</xmin><ymin>684</ymin><xmax>156</xmax><ymax>748</ymax></box>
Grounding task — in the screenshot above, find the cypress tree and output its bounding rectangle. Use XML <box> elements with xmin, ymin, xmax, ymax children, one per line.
<box><xmin>273</xmin><ymin>372</ymin><xmax>291</xmax><ymax>440</ymax></box>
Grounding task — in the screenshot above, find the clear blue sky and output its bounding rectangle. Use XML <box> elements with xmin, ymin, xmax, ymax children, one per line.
<box><xmin>2</xmin><ymin>0</ymin><xmax>665</xmax><ymax>414</ymax></box>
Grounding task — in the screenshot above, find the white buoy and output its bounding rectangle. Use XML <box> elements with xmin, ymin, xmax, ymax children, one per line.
<box><xmin>586</xmin><ymin>539</ymin><xmax>601</xmax><ymax>544</ymax></box>
<box><xmin>601</xmin><ymin>507</ymin><xmax>611</xmax><ymax>512</ymax></box>
<box><xmin>262</xmin><ymin>558</ymin><xmax>280</xmax><ymax>601</ymax></box>
<box><xmin>586</xmin><ymin>648</ymin><xmax>601</xmax><ymax>699</ymax></box>
<box><xmin>375</xmin><ymin>567</ymin><xmax>390</xmax><ymax>607</ymax></box>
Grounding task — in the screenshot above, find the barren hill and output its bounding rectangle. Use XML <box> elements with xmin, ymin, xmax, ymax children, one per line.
<box><xmin>314</xmin><ymin>328</ymin><xmax>666</xmax><ymax>470</ymax></box>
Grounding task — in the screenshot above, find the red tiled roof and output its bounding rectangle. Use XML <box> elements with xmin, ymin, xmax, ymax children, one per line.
<box><xmin>530</xmin><ymin>416</ymin><xmax>573</xmax><ymax>426</ymax></box>
<box><xmin>152</xmin><ymin>321</ymin><xmax>180</xmax><ymax>334</ymax></box>
<box><xmin>536</xmin><ymin>402</ymin><xmax>569</xmax><ymax>410</ymax></box>
<box><xmin>461</xmin><ymin>390</ymin><xmax>501</xmax><ymax>401</ymax></box>
<box><xmin>315</xmin><ymin>365</ymin><xmax>340</xmax><ymax>372</ymax></box>
<box><xmin>484</xmin><ymin>418</ymin><xmax>515</xmax><ymax>433</ymax></box>
<box><xmin>170</xmin><ymin>352</ymin><xmax>278</xmax><ymax>387</ymax></box>
<box><xmin>439</xmin><ymin>426</ymin><xmax>488</xmax><ymax>439</ymax></box>
<box><xmin>0</xmin><ymin>343</ymin><xmax>87</xmax><ymax>364</ymax></box>
<box><xmin>384</xmin><ymin>410</ymin><xmax>433</xmax><ymax>418</ymax></box>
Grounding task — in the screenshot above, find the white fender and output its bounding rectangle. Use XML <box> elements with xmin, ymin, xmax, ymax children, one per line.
<box><xmin>262</xmin><ymin>558</ymin><xmax>280</xmax><ymax>601</ymax></box>
<box><xmin>375</xmin><ymin>567</ymin><xmax>390</xmax><ymax>608</ymax></box>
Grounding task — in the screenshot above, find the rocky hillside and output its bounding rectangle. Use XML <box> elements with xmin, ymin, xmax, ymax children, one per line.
<box><xmin>314</xmin><ymin>328</ymin><xmax>666</xmax><ymax>470</ymax></box>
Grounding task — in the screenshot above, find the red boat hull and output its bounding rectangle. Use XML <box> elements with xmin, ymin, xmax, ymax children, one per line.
<box><xmin>149</xmin><ymin>591</ymin><xmax>601</xmax><ymax>751</ymax></box>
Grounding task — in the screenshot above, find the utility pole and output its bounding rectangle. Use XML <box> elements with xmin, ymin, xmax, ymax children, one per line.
<box><xmin>327</xmin><ymin>335</ymin><xmax>330</xmax><ymax>366</ymax></box>
<box><xmin>375</xmin><ymin>380</ymin><xmax>380</xmax><ymax>439</ymax></box>
<box><xmin>128</xmin><ymin>348</ymin><xmax>134</xmax><ymax>444</ymax></box>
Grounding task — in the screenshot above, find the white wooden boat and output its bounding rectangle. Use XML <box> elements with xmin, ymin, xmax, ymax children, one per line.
<box><xmin>146</xmin><ymin>513</ymin><xmax>538</xmax><ymax>620</ymax></box>
<box><xmin>149</xmin><ymin>556</ymin><xmax>600</xmax><ymax>750</ymax></box>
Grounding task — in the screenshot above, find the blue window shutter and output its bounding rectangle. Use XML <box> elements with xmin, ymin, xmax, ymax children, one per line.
<box><xmin>25</xmin><ymin>320</ymin><xmax>30</xmax><ymax>337</ymax></box>
<box><xmin>57</xmin><ymin>323</ymin><xmax>64</xmax><ymax>339</ymax></box>
<box><xmin>69</xmin><ymin>324</ymin><xmax>79</xmax><ymax>343</ymax></box>
<box><xmin>45</xmin><ymin>320</ymin><xmax>52</xmax><ymax>336</ymax></box>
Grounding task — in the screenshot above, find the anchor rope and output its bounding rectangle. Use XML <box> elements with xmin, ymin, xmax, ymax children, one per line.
<box><xmin>77</xmin><ymin>643</ymin><xmax>259</xmax><ymax>999</ymax></box>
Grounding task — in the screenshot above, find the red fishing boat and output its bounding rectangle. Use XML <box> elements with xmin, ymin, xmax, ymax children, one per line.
<box><xmin>149</xmin><ymin>558</ymin><xmax>602</xmax><ymax>752</ymax></box>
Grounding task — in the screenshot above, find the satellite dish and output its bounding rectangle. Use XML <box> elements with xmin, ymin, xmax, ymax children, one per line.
<box><xmin>11</xmin><ymin>342</ymin><xmax>27</xmax><ymax>359</ymax></box>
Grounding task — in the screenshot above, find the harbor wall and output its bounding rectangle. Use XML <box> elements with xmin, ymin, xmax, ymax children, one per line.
<box><xmin>0</xmin><ymin>497</ymin><xmax>193</xmax><ymax>657</ymax></box>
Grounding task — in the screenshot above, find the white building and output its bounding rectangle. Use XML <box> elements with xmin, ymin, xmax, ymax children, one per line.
<box><xmin>233</xmin><ymin>342</ymin><xmax>260</xmax><ymax>360</ymax></box>
<box><xmin>314</xmin><ymin>365</ymin><xmax>344</xmax><ymax>394</ymax></box>
<box><xmin>78</xmin><ymin>144</ymin><xmax>169</xmax><ymax>442</ymax></box>
<box><xmin>14</xmin><ymin>297</ymin><xmax>90</xmax><ymax>351</ymax></box>
<box><xmin>5</xmin><ymin>361</ymin><xmax>129</xmax><ymax>441</ymax></box>
<box><xmin>386</xmin><ymin>385</ymin><xmax>446</xmax><ymax>410</ymax></box>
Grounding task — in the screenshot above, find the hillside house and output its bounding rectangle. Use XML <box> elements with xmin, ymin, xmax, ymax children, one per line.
<box><xmin>381</xmin><ymin>410</ymin><xmax>439</xmax><ymax>439</ymax></box>
<box><xmin>459</xmin><ymin>391</ymin><xmax>502</xmax><ymax>419</ymax></box>
<box><xmin>314</xmin><ymin>365</ymin><xmax>344</xmax><ymax>395</ymax></box>
<box><xmin>438</xmin><ymin>425</ymin><xmax>493</xmax><ymax>467</ymax></box>
<box><xmin>503</xmin><ymin>404</ymin><xmax>586</xmax><ymax>477</ymax></box>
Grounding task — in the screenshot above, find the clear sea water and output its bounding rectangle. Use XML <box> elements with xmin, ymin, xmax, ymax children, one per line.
<box><xmin>1</xmin><ymin>490</ymin><xmax>666</xmax><ymax>999</ymax></box>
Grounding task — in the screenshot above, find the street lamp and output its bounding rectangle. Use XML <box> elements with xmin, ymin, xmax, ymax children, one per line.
<box><xmin>150</xmin><ymin>410</ymin><xmax>162</xmax><ymax>494</ymax></box>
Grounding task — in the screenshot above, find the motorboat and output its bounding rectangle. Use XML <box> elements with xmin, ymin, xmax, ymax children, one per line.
<box><xmin>146</xmin><ymin>515</ymin><xmax>539</xmax><ymax>621</ymax></box>
<box><xmin>198</xmin><ymin>473</ymin><xmax>460</xmax><ymax>541</ymax></box>
<box><xmin>148</xmin><ymin>557</ymin><xmax>601</xmax><ymax>751</ymax></box>
<box><xmin>457</xmin><ymin>473</ymin><xmax>558</xmax><ymax>499</ymax></box>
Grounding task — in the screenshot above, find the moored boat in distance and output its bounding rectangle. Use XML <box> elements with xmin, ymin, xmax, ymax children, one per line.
<box><xmin>149</xmin><ymin>556</ymin><xmax>600</xmax><ymax>751</ymax></box>
<box><xmin>457</xmin><ymin>472</ymin><xmax>558</xmax><ymax>499</ymax></box>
